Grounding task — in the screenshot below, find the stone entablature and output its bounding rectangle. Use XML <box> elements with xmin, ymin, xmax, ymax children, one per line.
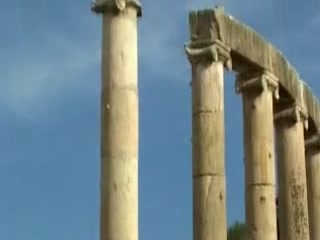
<box><xmin>188</xmin><ymin>7</ymin><xmax>320</xmax><ymax>136</ymax></box>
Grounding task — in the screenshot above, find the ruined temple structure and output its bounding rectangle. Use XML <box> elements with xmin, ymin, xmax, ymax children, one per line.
<box><xmin>91</xmin><ymin>1</ymin><xmax>320</xmax><ymax>240</ymax></box>
<box><xmin>185</xmin><ymin>7</ymin><xmax>320</xmax><ymax>240</ymax></box>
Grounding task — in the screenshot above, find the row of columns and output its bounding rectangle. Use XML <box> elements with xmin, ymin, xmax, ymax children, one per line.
<box><xmin>91</xmin><ymin>2</ymin><xmax>320</xmax><ymax>240</ymax></box>
<box><xmin>186</xmin><ymin>40</ymin><xmax>320</xmax><ymax>240</ymax></box>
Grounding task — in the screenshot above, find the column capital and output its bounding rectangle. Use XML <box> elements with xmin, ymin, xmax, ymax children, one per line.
<box><xmin>185</xmin><ymin>40</ymin><xmax>232</xmax><ymax>70</ymax></box>
<box><xmin>235</xmin><ymin>71</ymin><xmax>279</xmax><ymax>99</ymax></box>
<box><xmin>305</xmin><ymin>133</ymin><xmax>320</xmax><ymax>150</ymax></box>
<box><xmin>91</xmin><ymin>0</ymin><xmax>142</xmax><ymax>16</ymax></box>
<box><xmin>274</xmin><ymin>103</ymin><xmax>308</xmax><ymax>129</ymax></box>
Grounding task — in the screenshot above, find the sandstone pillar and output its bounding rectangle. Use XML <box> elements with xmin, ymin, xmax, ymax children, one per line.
<box><xmin>236</xmin><ymin>72</ymin><xmax>279</xmax><ymax>240</ymax></box>
<box><xmin>275</xmin><ymin>104</ymin><xmax>310</xmax><ymax>240</ymax></box>
<box><xmin>185</xmin><ymin>40</ymin><xmax>231</xmax><ymax>240</ymax></box>
<box><xmin>305</xmin><ymin>134</ymin><xmax>320</xmax><ymax>240</ymax></box>
<box><xmin>91</xmin><ymin>1</ymin><xmax>142</xmax><ymax>240</ymax></box>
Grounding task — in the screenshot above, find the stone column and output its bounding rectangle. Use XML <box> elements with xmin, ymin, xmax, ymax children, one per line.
<box><xmin>91</xmin><ymin>1</ymin><xmax>142</xmax><ymax>240</ymax></box>
<box><xmin>275</xmin><ymin>104</ymin><xmax>310</xmax><ymax>240</ymax></box>
<box><xmin>305</xmin><ymin>134</ymin><xmax>320</xmax><ymax>240</ymax></box>
<box><xmin>185</xmin><ymin>40</ymin><xmax>231</xmax><ymax>240</ymax></box>
<box><xmin>235</xmin><ymin>72</ymin><xmax>279</xmax><ymax>240</ymax></box>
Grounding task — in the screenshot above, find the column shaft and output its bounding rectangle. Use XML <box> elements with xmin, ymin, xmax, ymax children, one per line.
<box><xmin>186</xmin><ymin>41</ymin><xmax>231</xmax><ymax>240</ymax></box>
<box><xmin>236</xmin><ymin>73</ymin><xmax>278</xmax><ymax>240</ymax></box>
<box><xmin>192</xmin><ymin>60</ymin><xmax>226</xmax><ymax>240</ymax></box>
<box><xmin>306</xmin><ymin>138</ymin><xmax>320</xmax><ymax>240</ymax></box>
<box><xmin>275</xmin><ymin>105</ymin><xmax>310</xmax><ymax>240</ymax></box>
<box><xmin>93</xmin><ymin>1</ymin><xmax>141</xmax><ymax>240</ymax></box>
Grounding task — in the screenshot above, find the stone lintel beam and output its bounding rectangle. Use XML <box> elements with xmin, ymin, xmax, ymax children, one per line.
<box><xmin>91</xmin><ymin>0</ymin><xmax>142</xmax><ymax>16</ymax></box>
<box><xmin>185</xmin><ymin>40</ymin><xmax>232</xmax><ymax>70</ymax></box>
<box><xmin>188</xmin><ymin>8</ymin><xmax>320</xmax><ymax>135</ymax></box>
<box><xmin>188</xmin><ymin>7</ymin><xmax>226</xmax><ymax>49</ymax></box>
<box><xmin>235</xmin><ymin>71</ymin><xmax>279</xmax><ymax>99</ymax></box>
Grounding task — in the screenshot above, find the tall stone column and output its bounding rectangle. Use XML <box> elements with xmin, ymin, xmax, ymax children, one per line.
<box><xmin>305</xmin><ymin>134</ymin><xmax>320</xmax><ymax>240</ymax></box>
<box><xmin>236</xmin><ymin>72</ymin><xmax>279</xmax><ymax>240</ymax></box>
<box><xmin>91</xmin><ymin>1</ymin><xmax>142</xmax><ymax>240</ymax></box>
<box><xmin>275</xmin><ymin>104</ymin><xmax>310</xmax><ymax>240</ymax></box>
<box><xmin>185</xmin><ymin>40</ymin><xmax>231</xmax><ymax>240</ymax></box>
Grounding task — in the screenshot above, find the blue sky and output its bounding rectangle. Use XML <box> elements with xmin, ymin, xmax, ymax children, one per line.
<box><xmin>0</xmin><ymin>0</ymin><xmax>320</xmax><ymax>239</ymax></box>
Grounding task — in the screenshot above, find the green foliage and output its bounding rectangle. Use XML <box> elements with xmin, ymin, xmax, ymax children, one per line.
<box><xmin>227</xmin><ymin>221</ymin><xmax>246</xmax><ymax>240</ymax></box>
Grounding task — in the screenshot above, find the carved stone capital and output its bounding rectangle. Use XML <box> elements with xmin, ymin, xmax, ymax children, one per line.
<box><xmin>91</xmin><ymin>0</ymin><xmax>142</xmax><ymax>16</ymax></box>
<box><xmin>274</xmin><ymin>104</ymin><xmax>308</xmax><ymax>129</ymax></box>
<box><xmin>235</xmin><ymin>71</ymin><xmax>279</xmax><ymax>99</ymax></box>
<box><xmin>185</xmin><ymin>40</ymin><xmax>232</xmax><ymax>70</ymax></box>
<box><xmin>305</xmin><ymin>133</ymin><xmax>320</xmax><ymax>150</ymax></box>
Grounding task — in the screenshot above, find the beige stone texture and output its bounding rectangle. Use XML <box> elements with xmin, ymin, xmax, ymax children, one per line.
<box><xmin>186</xmin><ymin>41</ymin><xmax>228</xmax><ymax>240</ymax></box>
<box><xmin>305</xmin><ymin>136</ymin><xmax>320</xmax><ymax>240</ymax></box>
<box><xmin>236</xmin><ymin>72</ymin><xmax>278</xmax><ymax>240</ymax></box>
<box><xmin>93</xmin><ymin>2</ymin><xmax>141</xmax><ymax>240</ymax></box>
<box><xmin>188</xmin><ymin>7</ymin><xmax>320</xmax><ymax>132</ymax></box>
<box><xmin>275</xmin><ymin>105</ymin><xmax>310</xmax><ymax>240</ymax></box>
<box><xmin>193</xmin><ymin>176</ymin><xmax>226</xmax><ymax>240</ymax></box>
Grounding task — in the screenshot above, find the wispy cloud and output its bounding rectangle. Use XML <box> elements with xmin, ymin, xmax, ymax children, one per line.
<box><xmin>0</xmin><ymin>33</ymin><xmax>99</xmax><ymax>120</ymax></box>
<box><xmin>1</xmin><ymin>0</ymin><xmax>319</xmax><ymax>121</ymax></box>
<box><xmin>0</xmin><ymin>1</ymin><xmax>101</xmax><ymax>121</ymax></box>
<box><xmin>311</xmin><ymin>11</ymin><xmax>320</xmax><ymax>26</ymax></box>
<box><xmin>0</xmin><ymin>0</ymin><xmax>277</xmax><ymax>121</ymax></box>
<box><xmin>138</xmin><ymin>1</ymin><xmax>190</xmax><ymax>82</ymax></box>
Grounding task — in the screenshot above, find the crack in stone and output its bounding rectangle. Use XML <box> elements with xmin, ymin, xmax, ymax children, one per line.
<box><xmin>193</xmin><ymin>173</ymin><xmax>224</xmax><ymax>179</ymax></box>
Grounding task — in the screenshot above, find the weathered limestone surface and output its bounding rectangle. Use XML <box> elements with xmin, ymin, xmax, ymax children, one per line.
<box><xmin>185</xmin><ymin>41</ymin><xmax>229</xmax><ymax>240</ymax></box>
<box><xmin>275</xmin><ymin>104</ymin><xmax>310</xmax><ymax>240</ymax></box>
<box><xmin>92</xmin><ymin>0</ymin><xmax>142</xmax><ymax>16</ymax></box>
<box><xmin>92</xmin><ymin>1</ymin><xmax>141</xmax><ymax>240</ymax></box>
<box><xmin>305</xmin><ymin>135</ymin><xmax>320</xmax><ymax>240</ymax></box>
<box><xmin>187</xmin><ymin>6</ymin><xmax>320</xmax><ymax>240</ymax></box>
<box><xmin>188</xmin><ymin>7</ymin><xmax>320</xmax><ymax>131</ymax></box>
<box><xmin>236</xmin><ymin>72</ymin><xmax>278</xmax><ymax>240</ymax></box>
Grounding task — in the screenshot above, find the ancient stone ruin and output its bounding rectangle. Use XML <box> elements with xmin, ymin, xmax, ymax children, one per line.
<box><xmin>92</xmin><ymin>1</ymin><xmax>320</xmax><ymax>240</ymax></box>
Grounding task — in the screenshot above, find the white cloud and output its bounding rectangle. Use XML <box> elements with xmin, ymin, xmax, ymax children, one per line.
<box><xmin>2</xmin><ymin>0</ymin><xmax>319</xmax><ymax>121</ymax></box>
<box><xmin>0</xmin><ymin>1</ymin><xmax>276</xmax><ymax>121</ymax></box>
<box><xmin>0</xmin><ymin>32</ymin><xmax>100</xmax><ymax>120</ymax></box>
<box><xmin>139</xmin><ymin>16</ymin><xmax>189</xmax><ymax>82</ymax></box>
<box><xmin>312</xmin><ymin>12</ymin><xmax>320</xmax><ymax>26</ymax></box>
